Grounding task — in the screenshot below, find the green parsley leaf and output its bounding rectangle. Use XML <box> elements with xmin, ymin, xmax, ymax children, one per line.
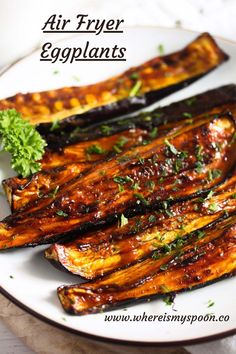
<box><xmin>50</xmin><ymin>119</ymin><xmax>60</xmax><ymax>131</ymax></box>
<box><xmin>164</xmin><ymin>139</ymin><xmax>179</xmax><ymax>155</ymax></box>
<box><xmin>196</xmin><ymin>230</ymin><xmax>205</xmax><ymax>239</ymax></box>
<box><xmin>130</xmin><ymin>72</ymin><xmax>139</xmax><ymax>80</ymax></box>
<box><xmin>0</xmin><ymin>109</ymin><xmax>47</xmax><ymax>177</ymax></box>
<box><xmin>149</xmin><ymin>215</ymin><xmax>157</xmax><ymax>223</ymax></box>
<box><xmin>129</xmin><ymin>80</ymin><xmax>142</xmax><ymax>97</ymax></box>
<box><xmin>163</xmin><ymin>295</ymin><xmax>174</xmax><ymax>306</ymax></box>
<box><xmin>56</xmin><ymin>210</ymin><xmax>68</xmax><ymax>217</ymax></box>
<box><xmin>86</xmin><ymin>144</ymin><xmax>106</xmax><ymax>154</ymax></box>
<box><xmin>208</xmin><ymin>169</ymin><xmax>222</xmax><ymax>181</ymax></box>
<box><xmin>100</xmin><ymin>125</ymin><xmax>112</xmax><ymax>136</ymax></box>
<box><xmin>113</xmin><ymin>175</ymin><xmax>133</xmax><ymax>184</ymax></box>
<box><xmin>149</xmin><ymin>127</ymin><xmax>158</xmax><ymax>139</ymax></box>
<box><xmin>119</xmin><ymin>214</ymin><xmax>128</xmax><ymax>227</ymax></box>
<box><xmin>183</xmin><ymin>112</ymin><xmax>192</xmax><ymax>118</ymax></box>
<box><xmin>208</xmin><ymin>203</ymin><xmax>219</xmax><ymax>212</ymax></box>
<box><xmin>160</xmin><ymin>264</ymin><xmax>168</xmax><ymax>271</ymax></box>
<box><xmin>157</xmin><ymin>44</ymin><xmax>164</xmax><ymax>55</ymax></box>
<box><xmin>134</xmin><ymin>193</ymin><xmax>149</xmax><ymax>206</ymax></box>
<box><xmin>195</xmin><ymin>161</ymin><xmax>204</xmax><ymax>173</ymax></box>
<box><xmin>49</xmin><ymin>186</ymin><xmax>60</xmax><ymax>198</ymax></box>
<box><xmin>207</xmin><ymin>300</ymin><xmax>215</xmax><ymax>308</ymax></box>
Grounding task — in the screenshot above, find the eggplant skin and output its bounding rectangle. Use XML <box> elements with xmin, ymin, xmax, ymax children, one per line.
<box><xmin>2</xmin><ymin>162</ymin><xmax>91</xmax><ymax>212</ymax></box>
<box><xmin>0</xmin><ymin>113</ymin><xmax>235</xmax><ymax>250</ymax></box>
<box><xmin>4</xmin><ymin>85</ymin><xmax>236</xmax><ymax>212</ymax></box>
<box><xmin>44</xmin><ymin>84</ymin><xmax>236</xmax><ymax>150</ymax></box>
<box><xmin>1</xmin><ymin>114</ymin><xmax>216</xmax><ymax>212</ymax></box>
<box><xmin>0</xmin><ymin>33</ymin><xmax>228</xmax><ymax>127</ymax></box>
<box><xmin>57</xmin><ymin>215</ymin><xmax>236</xmax><ymax>315</ymax></box>
<box><xmin>45</xmin><ymin>171</ymin><xmax>236</xmax><ymax>279</ymax></box>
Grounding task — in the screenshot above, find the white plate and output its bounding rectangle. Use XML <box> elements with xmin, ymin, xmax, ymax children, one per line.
<box><xmin>0</xmin><ymin>27</ymin><xmax>236</xmax><ymax>346</ymax></box>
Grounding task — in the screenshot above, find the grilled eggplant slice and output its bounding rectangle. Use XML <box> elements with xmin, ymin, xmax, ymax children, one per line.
<box><xmin>57</xmin><ymin>214</ymin><xmax>236</xmax><ymax>315</ymax></box>
<box><xmin>0</xmin><ymin>33</ymin><xmax>228</xmax><ymax>128</ymax></box>
<box><xmin>3</xmin><ymin>162</ymin><xmax>91</xmax><ymax>211</ymax></box>
<box><xmin>2</xmin><ymin>115</ymin><xmax>212</xmax><ymax>212</ymax></box>
<box><xmin>4</xmin><ymin>85</ymin><xmax>236</xmax><ymax>212</ymax></box>
<box><xmin>0</xmin><ymin>113</ymin><xmax>235</xmax><ymax>250</ymax></box>
<box><xmin>44</xmin><ymin>84</ymin><xmax>236</xmax><ymax>149</ymax></box>
<box><xmin>45</xmin><ymin>171</ymin><xmax>236</xmax><ymax>279</ymax></box>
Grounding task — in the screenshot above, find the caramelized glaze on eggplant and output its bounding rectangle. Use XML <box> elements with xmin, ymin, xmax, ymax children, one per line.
<box><xmin>45</xmin><ymin>172</ymin><xmax>236</xmax><ymax>278</ymax></box>
<box><xmin>3</xmin><ymin>85</ymin><xmax>236</xmax><ymax>212</ymax></box>
<box><xmin>57</xmin><ymin>214</ymin><xmax>236</xmax><ymax>315</ymax></box>
<box><xmin>0</xmin><ymin>33</ymin><xmax>228</xmax><ymax>127</ymax></box>
<box><xmin>0</xmin><ymin>113</ymin><xmax>235</xmax><ymax>249</ymax></box>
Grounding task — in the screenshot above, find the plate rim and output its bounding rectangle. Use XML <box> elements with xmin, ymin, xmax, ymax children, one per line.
<box><xmin>0</xmin><ymin>25</ymin><xmax>236</xmax><ymax>346</ymax></box>
<box><xmin>1</xmin><ymin>286</ymin><xmax>236</xmax><ymax>347</ymax></box>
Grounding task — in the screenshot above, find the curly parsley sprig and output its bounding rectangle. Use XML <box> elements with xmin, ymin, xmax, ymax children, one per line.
<box><xmin>0</xmin><ymin>109</ymin><xmax>47</xmax><ymax>177</ymax></box>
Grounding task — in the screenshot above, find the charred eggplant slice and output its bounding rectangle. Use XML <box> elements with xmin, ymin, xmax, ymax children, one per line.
<box><xmin>57</xmin><ymin>214</ymin><xmax>236</xmax><ymax>315</ymax></box>
<box><xmin>44</xmin><ymin>84</ymin><xmax>236</xmax><ymax>149</ymax></box>
<box><xmin>3</xmin><ymin>85</ymin><xmax>236</xmax><ymax>212</ymax></box>
<box><xmin>0</xmin><ymin>33</ymin><xmax>228</xmax><ymax>128</ymax></box>
<box><xmin>45</xmin><ymin>172</ymin><xmax>236</xmax><ymax>279</ymax></box>
<box><xmin>3</xmin><ymin>162</ymin><xmax>91</xmax><ymax>212</ymax></box>
<box><xmin>2</xmin><ymin>115</ymin><xmax>215</xmax><ymax>212</ymax></box>
<box><xmin>0</xmin><ymin>113</ymin><xmax>235</xmax><ymax>249</ymax></box>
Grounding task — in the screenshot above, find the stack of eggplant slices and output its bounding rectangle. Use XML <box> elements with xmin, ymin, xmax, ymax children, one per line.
<box><xmin>0</xmin><ymin>32</ymin><xmax>236</xmax><ymax>315</ymax></box>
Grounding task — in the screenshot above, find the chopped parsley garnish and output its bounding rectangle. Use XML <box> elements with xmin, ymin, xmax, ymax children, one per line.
<box><xmin>86</xmin><ymin>144</ymin><xmax>106</xmax><ymax>154</ymax></box>
<box><xmin>119</xmin><ymin>214</ymin><xmax>128</xmax><ymax>227</ymax></box>
<box><xmin>207</xmin><ymin>300</ymin><xmax>215</xmax><ymax>308</ymax></box>
<box><xmin>206</xmin><ymin>190</ymin><xmax>214</xmax><ymax>199</ymax></box>
<box><xmin>113</xmin><ymin>175</ymin><xmax>133</xmax><ymax>184</ymax></box>
<box><xmin>132</xmin><ymin>182</ymin><xmax>140</xmax><ymax>190</ymax></box>
<box><xmin>113</xmin><ymin>136</ymin><xmax>129</xmax><ymax>153</ymax></box>
<box><xmin>164</xmin><ymin>139</ymin><xmax>179</xmax><ymax>155</ymax></box>
<box><xmin>50</xmin><ymin>119</ymin><xmax>60</xmax><ymax>131</ymax></box>
<box><xmin>152</xmin><ymin>251</ymin><xmax>161</xmax><ymax>260</ymax></box>
<box><xmin>69</xmin><ymin>126</ymin><xmax>81</xmax><ymax>138</ymax></box>
<box><xmin>160</xmin><ymin>284</ymin><xmax>170</xmax><ymax>292</ymax></box>
<box><xmin>129</xmin><ymin>80</ymin><xmax>142</xmax><ymax>97</ymax></box>
<box><xmin>163</xmin><ymin>295</ymin><xmax>174</xmax><ymax>306</ymax></box>
<box><xmin>49</xmin><ymin>186</ymin><xmax>59</xmax><ymax>198</ymax></box>
<box><xmin>185</xmin><ymin>97</ymin><xmax>196</xmax><ymax>106</ymax></box>
<box><xmin>230</xmin><ymin>132</ymin><xmax>236</xmax><ymax>145</ymax></box>
<box><xmin>231</xmin><ymin>193</ymin><xmax>236</xmax><ymax>199</ymax></box>
<box><xmin>160</xmin><ymin>264</ymin><xmax>168</xmax><ymax>271</ymax></box>
<box><xmin>195</xmin><ymin>161</ymin><xmax>204</xmax><ymax>173</ymax></box>
<box><xmin>207</xmin><ymin>169</ymin><xmax>222</xmax><ymax>181</ymax></box>
<box><xmin>149</xmin><ymin>215</ymin><xmax>157</xmax><ymax>223</ymax></box>
<box><xmin>208</xmin><ymin>203</ymin><xmax>219</xmax><ymax>212</ymax></box>
<box><xmin>146</xmin><ymin>180</ymin><xmax>155</xmax><ymax>192</ymax></box>
<box><xmin>100</xmin><ymin>125</ymin><xmax>112</xmax><ymax>136</ymax></box>
<box><xmin>196</xmin><ymin>230</ymin><xmax>205</xmax><ymax>239</ymax></box>
<box><xmin>56</xmin><ymin>210</ymin><xmax>68</xmax><ymax>217</ymax></box>
<box><xmin>183</xmin><ymin>112</ymin><xmax>192</xmax><ymax>118</ymax></box>
<box><xmin>0</xmin><ymin>109</ymin><xmax>47</xmax><ymax>177</ymax></box>
<box><xmin>134</xmin><ymin>193</ymin><xmax>149</xmax><ymax>206</ymax></box>
<box><xmin>157</xmin><ymin>44</ymin><xmax>164</xmax><ymax>55</ymax></box>
<box><xmin>130</xmin><ymin>72</ymin><xmax>139</xmax><ymax>80</ymax></box>
<box><xmin>149</xmin><ymin>127</ymin><xmax>158</xmax><ymax>139</ymax></box>
<box><xmin>196</xmin><ymin>145</ymin><xmax>204</xmax><ymax>162</ymax></box>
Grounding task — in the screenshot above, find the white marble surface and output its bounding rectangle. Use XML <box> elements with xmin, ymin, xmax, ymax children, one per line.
<box><xmin>0</xmin><ymin>0</ymin><xmax>235</xmax><ymax>353</ymax></box>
